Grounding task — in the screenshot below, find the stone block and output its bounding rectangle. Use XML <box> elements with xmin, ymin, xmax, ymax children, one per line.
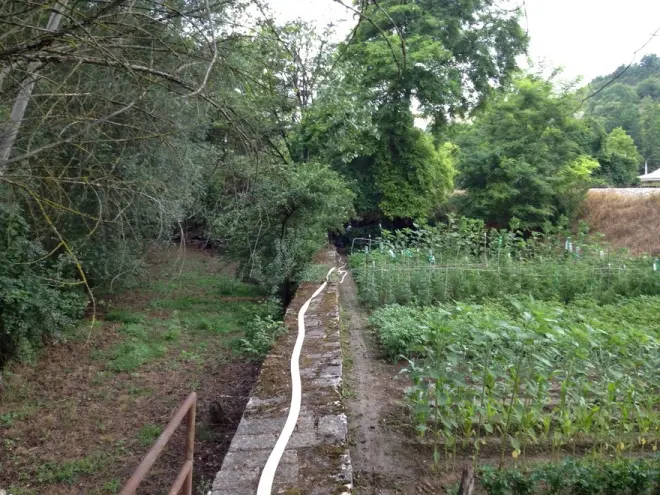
<box><xmin>318</xmin><ymin>414</ymin><xmax>348</xmax><ymax>444</ymax></box>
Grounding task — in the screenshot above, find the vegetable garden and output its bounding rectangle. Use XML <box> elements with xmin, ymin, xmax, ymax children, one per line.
<box><xmin>349</xmin><ymin>218</ymin><xmax>660</xmax><ymax>493</ymax></box>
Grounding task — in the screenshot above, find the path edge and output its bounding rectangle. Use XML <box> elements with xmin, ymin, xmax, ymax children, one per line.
<box><xmin>211</xmin><ymin>247</ymin><xmax>353</xmax><ymax>494</ymax></box>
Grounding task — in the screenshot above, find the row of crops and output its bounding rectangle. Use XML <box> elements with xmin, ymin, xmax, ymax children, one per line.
<box><xmin>350</xmin><ymin>219</ymin><xmax>660</xmax><ymax>494</ymax></box>
<box><xmin>350</xmin><ymin>219</ymin><xmax>660</xmax><ymax>307</ymax></box>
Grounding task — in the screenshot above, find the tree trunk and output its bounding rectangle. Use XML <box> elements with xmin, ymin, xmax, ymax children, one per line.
<box><xmin>0</xmin><ymin>1</ymin><xmax>67</xmax><ymax>173</ymax></box>
<box><xmin>457</xmin><ymin>465</ymin><xmax>475</xmax><ymax>495</ymax></box>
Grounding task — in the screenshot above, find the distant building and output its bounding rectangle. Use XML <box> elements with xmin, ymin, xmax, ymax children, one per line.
<box><xmin>639</xmin><ymin>166</ymin><xmax>660</xmax><ymax>185</ymax></box>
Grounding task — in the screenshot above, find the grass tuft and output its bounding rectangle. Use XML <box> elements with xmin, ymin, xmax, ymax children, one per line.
<box><xmin>105</xmin><ymin>340</ymin><xmax>166</xmax><ymax>372</ymax></box>
<box><xmin>36</xmin><ymin>454</ymin><xmax>105</xmax><ymax>484</ymax></box>
<box><xmin>105</xmin><ymin>309</ymin><xmax>145</xmax><ymax>324</ymax></box>
<box><xmin>137</xmin><ymin>423</ymin><xmax>162</xmax><ymax>445</ymax></box>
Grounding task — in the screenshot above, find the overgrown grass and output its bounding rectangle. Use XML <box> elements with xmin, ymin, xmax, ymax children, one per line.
<box><xmin>104</xmin><ymin>309</ymin><xmax>145</xmax><ymax>324</ymax></box>
<box><xmin>585</xmin><ymin>189</ymin><xmax>660</xmax><ymax>256</ymax></box>
<box><xmin>36</xmin><ymin>453</ymin><xmax>107</xmax><ymax>484</ymax></box>
<box><xmin>149</xmin><ymin>272</ymin><xmax>263</xmax><ymax>298</ymax></box>
<box><xmin>0</xmin><ymin>249</ymin><xmax>278</xmax><ymax>493</ymax></box>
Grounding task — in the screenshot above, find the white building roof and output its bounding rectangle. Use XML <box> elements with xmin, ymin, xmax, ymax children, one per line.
<box><xmin>639</xmin><ymin>167</ymin><xmax>660</xmax><ymax>182</ymax></box>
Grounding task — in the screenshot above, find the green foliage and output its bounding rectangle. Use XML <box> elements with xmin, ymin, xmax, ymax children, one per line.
<box><xmin>476</xmin><ymin>457</ymin><xmax>660</xmax><ymax>495</ymax></box>
<box><xmin>104</xmin><ymin>310</ymin><xmax>145</xmax><ymax>324</ymax></box>
<box><xmin>210</xmin><ymin>160</ymin><xmax>354</xmax><ymax>298</ymax></box>
<box><xmin>375</xmin><ymin>127</ymin><xmax>456</xmax><ymax>218</ymax></box>
<box><xmin>374</xmin><ymin>298</ymin><xmax>660</xmax><ymax>468</ymax></box>
<box><xmin>36</xmin><ymin>454</ymin><xmax>105</xmax><ymax>485</ymax></box>
<box><xmin>137</xmin><ymin>424</ymin><xmax>163</xmax><ymax>446</ymax></box>
<box><xmin>233</xmin><ymin>315</ymin><xmax>286</xmax><ymax>358</ymax></box>
<box><xmin>318</xmin><ymin>0</ymin><xmax>527</xmax><ymax>219</ymax></box>
<box><xmin>105</xmin><ymin>340</ymin><xmax>167</xmax><ymax>373</ymax></box>
<box><xmin>345</xmin><ymin>0</ymin><xmax>527</xmax><ymax>123</ymax></box>
<box><xmin>595</xmin><ymin>127</ymin><xmax>643</xmax><ymax>186</ymax></box>
<box><xmin>585</xmin><ymin>54</ymin><xmax>660</xmax><ymax>165</ymax></box>
<box><xmin>102</xmin><ymin>479</ymin><xmax>121</xmax><ymax>494</ymax></box>
<box><xmin>0</xmin><ymin>203</ymin><xmax>87</xmax><ymax>364</ymax></box>
<box><xmin>456</xmin><ymin>77</ymin><xmax>599</xmax><ymax>228</ymax></box>
<box><xmin>640</xmin><ymin>97</ymin><xmax>660</xmax><ymax>167</ymax></box>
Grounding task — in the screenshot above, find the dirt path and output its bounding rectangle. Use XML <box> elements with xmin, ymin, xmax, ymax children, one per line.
<box><xmin>340</xmin><ymin>266</ymin><xmax>448</xmax><ymax>494</ymax></box>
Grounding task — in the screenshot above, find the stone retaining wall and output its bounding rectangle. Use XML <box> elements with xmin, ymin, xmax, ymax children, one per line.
<box><xmin>212</xmin><ymin>249</ymin><xmax>352</xmax><ymax>494</ymax></box>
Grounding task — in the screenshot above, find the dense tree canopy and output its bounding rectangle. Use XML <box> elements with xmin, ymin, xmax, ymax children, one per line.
<box><xmin>456</xmin><ymin>77</ymin><xmax>599</xmax><ymax>228</ymax></box>
<box><xmin>321</xmin><ymin>0</ymin><xmax>528</xmax><ymax>219</ymax></box>
<box><xmin>594</xmin><ymin>127</ymin><xmax>643</xmax><ymax>186</ymax></box>
<box><xmin>584</xmin><ymin>54</ymin><xmax>660</xmax><ymax>169</ymax></box>
<box><xmin>0</xmin><ymin>0</ymin><xmax>533</xmax><ymax>362</ymax></box>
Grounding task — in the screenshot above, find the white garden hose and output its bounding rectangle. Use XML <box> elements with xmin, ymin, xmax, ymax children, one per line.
<box><xmin>257</xmin><ymin>263</ymin><xmax>347</xmax><ymax>494</ymax></box>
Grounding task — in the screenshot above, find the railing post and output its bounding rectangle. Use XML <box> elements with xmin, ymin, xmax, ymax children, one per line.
<box><xmin>184</xmin><ymin>399</ymin><xmax>196</xmax><ymax>495</ymax></box>
<box><xmin>120</xmin><ymin>392</ymin><xmax>197</xmax><ymax>495</ymax></box>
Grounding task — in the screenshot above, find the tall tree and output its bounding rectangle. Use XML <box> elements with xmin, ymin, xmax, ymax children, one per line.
<box><xmin>595</xmin><ymin>127</ymin><xmax>643</xmax><ymax>186</ymax></box>
<box><xmin>584</xmin><ymin>54</ymin><xmax>660</xmax><ymax>167</ymax></box>
<box><xmin>456</xmin><ymin>77</ymin><xmax>599</xmax><ymax>228</ymax></box>
<box><xmin>335</xmin><ymin>0</ymin><xmax>528</xmax><ymax>219</ymax></box>
<box><xmin>640</xmin><ymin>97</ymin><xmax>660</xmax><ymax>167</ymax></box>
<box><xmin>0</xmin><ymin>1</ymin><xmax>357</xmax><ymax>360</ymax></box>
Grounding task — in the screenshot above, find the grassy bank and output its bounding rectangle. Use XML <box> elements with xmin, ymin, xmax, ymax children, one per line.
<box><xmin>0</xmin><ymin>247</ymin><xmax>275</xmax><ymax>494</ymax></box>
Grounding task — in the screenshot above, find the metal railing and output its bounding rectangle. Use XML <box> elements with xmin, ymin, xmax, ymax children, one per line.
<box><xmin>120</xmin><ymin>392</ymin><xmax>197</xmax><ymax>495</ymax></box>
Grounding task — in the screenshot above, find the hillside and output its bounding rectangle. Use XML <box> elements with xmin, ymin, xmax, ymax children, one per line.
<box><xmin>584</xmin><ymin>54</ymin><xmax>660</xmax><ymax>169</ymax></box>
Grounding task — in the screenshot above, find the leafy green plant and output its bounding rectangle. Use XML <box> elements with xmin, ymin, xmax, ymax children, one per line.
<box><xmin>233</xmin><ymin>315</ymin><xmax>286</xmax><ymax>357</ymax></box>
<box><xmin>374</xmin><ymin>298</ymin><xmax>660</xmax><ymax>467</ymax></box>
<box><xmin>476</xmin><ymin>457</ymin><xmax>660</xmax><ymax>495</ymax></box>
<box><xmin>137</xmin><ymin>424</ymin><xmax>163</xmax><ymax>446</ymax></box>
<box><xmin>351</xmin><ymin>219</ymin><xmax>660</xmax><ymax>308</ymax></box>
<box><xmin>0</xmin><ymin>205</ymin><xmax>87</xmax><ymax>365</ymax></box>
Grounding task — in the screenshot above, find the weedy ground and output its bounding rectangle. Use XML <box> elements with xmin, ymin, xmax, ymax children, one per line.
<box><xmin>0</xmin><ymin>246</ymin><xmax>269</xmax><ymax>495</ymax></box>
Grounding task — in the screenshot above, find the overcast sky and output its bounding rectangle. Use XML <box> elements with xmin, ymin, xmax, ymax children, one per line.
<box><xmin>267</xmin><ymin>0</ymin><xmax>660</xmax><ymax>82</ymax></box>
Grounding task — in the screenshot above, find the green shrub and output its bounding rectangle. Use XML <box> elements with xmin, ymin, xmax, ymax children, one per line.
<box><xmin>0</xmin><ymin>205</ymin><xmax>87</xmax><ymax>365</ymax></box>
<box><xmin>369</xmin><ymin>305</ymin><xmax>446</xmax><ymax>359</ymax></box>
<box><xmin>233</xmin><ymin>315</ymin><xmax>286</xmax><ymax>357</ymax></box>
<box><xmin>209</xmin><ymin>161</ymin><xmax>353</xmax><ymax>301</ymax></box>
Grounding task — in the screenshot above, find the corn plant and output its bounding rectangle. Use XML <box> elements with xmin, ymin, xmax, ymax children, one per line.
<box><xmin>375</xmin><ymin>298</ymin><xmax>660</xmax><ymax>469</ymax></box>
<box><xmin>350</xmin><ymin>219</ymin><xmax>660</xmax><ymax>308</ymax></box>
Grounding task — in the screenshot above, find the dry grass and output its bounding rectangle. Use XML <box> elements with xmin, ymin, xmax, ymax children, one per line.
<box><xmin>584</xmin><ymin>189</ymin><xmax>660</xmax><ymax>255</ymax></box>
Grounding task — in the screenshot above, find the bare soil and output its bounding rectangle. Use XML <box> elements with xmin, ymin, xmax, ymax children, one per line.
<box><xmin>340</xmin><ymin>265</ymin><xmax>463</xmax><ymax>494</ymax></box>
<box><xmin>0</xmin><ymin>247</ymin><xmax>261</xmax><ymax>495</ymax></box>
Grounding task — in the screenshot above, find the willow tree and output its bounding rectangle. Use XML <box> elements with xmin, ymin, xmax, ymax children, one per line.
<box><xmin>0</xmin><ymin>0</ymin><xmax>252</xmax><ymax>361</ymax></box>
